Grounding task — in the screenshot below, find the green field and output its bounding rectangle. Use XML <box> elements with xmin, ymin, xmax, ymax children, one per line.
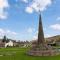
<box><xmin>0</xmin><ymin>47</ymin><xmax>60</xmax><ymax>60</ymax></box>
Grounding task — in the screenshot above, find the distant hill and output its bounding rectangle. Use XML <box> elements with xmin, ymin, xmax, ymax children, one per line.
<box><xmin>46</xmin><ymin>35</ymin><xmax>60</xmax><ymax>43</ymax></box>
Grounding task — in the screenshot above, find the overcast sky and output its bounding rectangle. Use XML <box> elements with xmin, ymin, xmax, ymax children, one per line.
<box><xmin>0</xmin><ymin>0</ymin><xmax>60</xmax><ymax>41</ymax></box>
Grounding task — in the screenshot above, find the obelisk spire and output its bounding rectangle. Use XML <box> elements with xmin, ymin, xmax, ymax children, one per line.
<box><xmin>38</xmin><ymin>13</ymin><xmax>45</xmax><ymax>45</ymax></box>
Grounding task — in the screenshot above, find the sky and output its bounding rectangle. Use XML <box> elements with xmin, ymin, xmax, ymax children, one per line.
<box><xmin>0</xmin><ymin>0</ymin><xmax>60</xmax><ymax>41</ymax></box>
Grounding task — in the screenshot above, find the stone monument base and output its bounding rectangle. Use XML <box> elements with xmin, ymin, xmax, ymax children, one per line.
<box><xmin>27</xmin><ymin>45</ymin><xmax>59</xmax><ymax>56</ymax></box>
<box><xmin>28</xmin><ymin>50</ymin><xmax>58</xmax><ymax>56</ymax></box>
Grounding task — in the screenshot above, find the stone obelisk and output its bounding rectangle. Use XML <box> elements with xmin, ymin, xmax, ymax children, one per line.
<box><xmin>27</xmin><ymin>10</ymin><xmax>58</xmax><ymax>56</ymax></box>
<box><xmin>38</xmin><ymin>14</ymin><xmax>44</xmax><ymax>45</ymax></box>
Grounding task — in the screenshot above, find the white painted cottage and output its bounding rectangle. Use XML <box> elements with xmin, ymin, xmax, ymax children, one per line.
<box><xmin>5</xmin><ymin>40</ymin><xmax>13</xmax><ymax>48</ymax></box>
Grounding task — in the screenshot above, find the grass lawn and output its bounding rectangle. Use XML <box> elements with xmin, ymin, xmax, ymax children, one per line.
<box><xmin>0</xmin><ymin>47</ymin><xmax>60</xmax><ymax>60</ymax></box>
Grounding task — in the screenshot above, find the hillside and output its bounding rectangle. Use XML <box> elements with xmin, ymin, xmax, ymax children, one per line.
<box><xmin>46</xmin><ymin>35</ymin><xmax>60</xmax><ymax>43</ymax></box>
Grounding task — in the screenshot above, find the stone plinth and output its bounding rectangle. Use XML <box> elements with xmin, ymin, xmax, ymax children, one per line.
<box><xmin>27</xmin><ymin>45</ymin><xmax>59</xmax><ymax>56</ymax></box>
<box><xmin>28</xmin><ymin>49</ymin><xmax>58</xmax><ymax>56</ymax></box>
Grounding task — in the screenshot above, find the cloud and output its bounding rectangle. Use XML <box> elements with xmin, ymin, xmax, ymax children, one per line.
<box><xmin>25</xmin><ymin>0</ymin><xmax>52</xmax><ymax>13</ymax></box>
<box><xmin>22</xmin><ymin>0</ymin><xmax>28</xmax><ymax>3</ymax></box>
<box><xmin>26</xmin><ymin>7</ymin><xmax>33</xmax><ymax>13</ymax></box>
<box><xmin>0</xmin><ymin>10</ymin><xmax>8</xmax><ymax>19</ymax></box>
<box><xmin>11</xmin><ymin>32</ymin><xmax>17</xmax><ymax>35</ymax></box>
<box><xmin>44</xmin><ymin>34</ymin><xmax>51</xmax><ymax>38</ymax></box>
<box><xmin>33</xmin><ymin>31</ymin><xmax>38</xmax><ymax>40</ymax></box>
<box><xmin>0</xmin><ymin>28</ymin><xmax>5</xmax><ymax>36</ymax></box>
<box><xmin>50</xmin><ymin>24</ymin><xmax>60</xmax><ymax>31</ymax></box>
<box><xmin>33</xmin><ymin>35</ymin><xmax>37</xmax><ymax>40</ymax></box>
<box><xmin>0</xmin><ymin>28</ymin><xmax>18</xmax><ymax>38</ymax></box>
<box><xmin>57</xmin><ymin>17</ymin><xmax>60</xmax><ymax>21</ymax></box>
<box><xmin>0</xmin><ymin>0</ymin><xmax>9</xmax><ymax>19</ymax></box>
<box><xmin>6</xmin><ymin>30</ymin><xmax>17</xmax><ymax>35</ymax></box>
<box><xmin>27</xmin><ymin>27</ymin><xmax>35</xmax><ymax>33</ymax></box>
